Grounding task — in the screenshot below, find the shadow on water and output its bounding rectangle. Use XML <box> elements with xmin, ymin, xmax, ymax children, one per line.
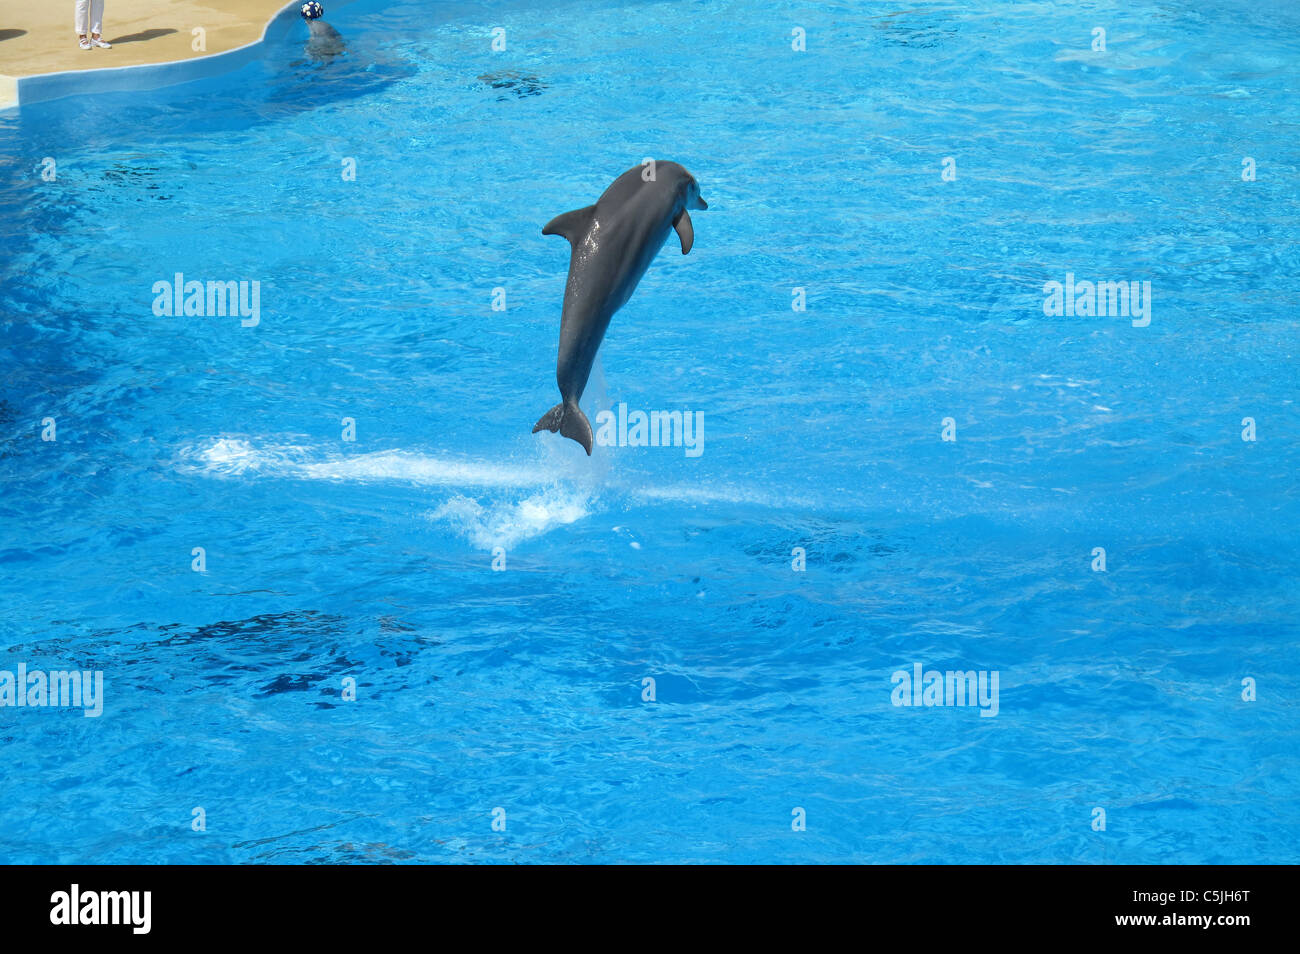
<box><xmin>9</xmin><ymin>609</ymin><xmax>436</xmax><ymax>705</ymax></box>
<box><xmin>98</xmin><ymin>159</ymin><xmax>185</xmax><ymax>201</ymax></box>
<box><xmin>870</xmin><ymin>10</ymin><xmax>960</xmax><ymax>49</ymax></box>
<box><xmin>257</xmin><ymin>51</ymin><xmax>416</xmax><ymax>119</ymax></box>
<box><xmin>475</xmin><ymin>70</ymin><xmax>548</xmax><ymax>100</ymax></box>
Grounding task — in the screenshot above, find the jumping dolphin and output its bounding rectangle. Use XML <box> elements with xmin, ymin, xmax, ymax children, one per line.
<box><xmin>533</xmin><ymin>161</ymin><xmax>708</xmax><ymax>454</ymax></box>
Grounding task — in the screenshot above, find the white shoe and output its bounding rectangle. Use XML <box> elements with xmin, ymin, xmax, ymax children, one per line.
<box><xmin>91</xmin><ymin>36</ymin><xmax>111</xmax><ymax>49</ymax></box>
<box><xmin>79</xmin><ymin>37</ymin><xmax>91</xmax><ymax>50</ymax></box>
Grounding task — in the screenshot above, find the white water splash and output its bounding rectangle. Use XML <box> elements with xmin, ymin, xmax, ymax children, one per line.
<box><xmin>179</xmin><ymin>406</ymin><xmax>801</xmax><ymax>548</ymax></box>
<box><xmin>187</xmin><ymin>437</ymin><xmax>554</xmax><ymax>488</ymax></box>
<box><xmin>633</xmin><ymin>482</ymin><xmax>816</xmax><ymax>510</ymax></box>
<box><xmin>430</xmin><ymin>489</ymin><xmax>592</xmax><ymax>550</ymax></box>
<box><xmin>180</xmin><ymin>434</ymin><xmax>605</xmax><ymax>548</ymax></box>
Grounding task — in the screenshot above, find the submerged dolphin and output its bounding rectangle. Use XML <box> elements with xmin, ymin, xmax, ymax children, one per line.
<box><xmin>533</xmin><ymin>161</ymin><xmax>707</xmax><ymax>454</ymax></box>
<box><xmin>300</xmin><ymin>3</ymin><xmax>346</xmax><ymax>60</ymax></box>
<box><xmin>305</xmin><ymin>18</ymin><xmax>346</xmax><ymax>58</ymax></box>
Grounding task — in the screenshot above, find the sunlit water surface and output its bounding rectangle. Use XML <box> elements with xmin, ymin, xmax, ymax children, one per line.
<box><xmin>0</xmin><ymin>0</ymin><xmax>1297</xmax><ymax>862</ymax></box>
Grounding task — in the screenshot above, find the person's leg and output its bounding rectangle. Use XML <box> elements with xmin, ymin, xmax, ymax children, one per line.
<box><xmin>89</xmin><ymin>0</ymin><xmax>111</xmax><ymax>48</ymax></box>
<box><xmin>75</xmin><ymin>0</ymin><xmax>89</xmax><ymax>44</ymax></box>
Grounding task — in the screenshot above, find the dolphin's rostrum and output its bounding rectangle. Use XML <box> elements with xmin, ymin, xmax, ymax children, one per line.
<box><xmin>534</xmin><ymin>161</ymin><xmax>707</xmax><ymax>454</ymax></box>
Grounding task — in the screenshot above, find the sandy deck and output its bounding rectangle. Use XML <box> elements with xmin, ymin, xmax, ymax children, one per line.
<box><xmin>0</xmin><ymin>0</ymin><xmax>299</xmax><ymax>107</ymax></box>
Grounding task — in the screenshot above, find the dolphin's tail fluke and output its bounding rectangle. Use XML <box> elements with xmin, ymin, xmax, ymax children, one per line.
<box><xmin>532</xmin><ymin>402</ymin><xmax>593</xmax><ymax>455</ymax></box>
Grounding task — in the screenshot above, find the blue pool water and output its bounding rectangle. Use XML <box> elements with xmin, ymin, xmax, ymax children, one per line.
<box><xmin>1</xmin><ymin>0</ymin><xmax>1297</xmax><ymax>863</ymax></box>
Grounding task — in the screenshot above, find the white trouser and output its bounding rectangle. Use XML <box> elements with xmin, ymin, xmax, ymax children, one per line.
<box><xmin>75</xmin><ymin>0</ymin><xmax>104</xmax><ymax>36</ymax></box>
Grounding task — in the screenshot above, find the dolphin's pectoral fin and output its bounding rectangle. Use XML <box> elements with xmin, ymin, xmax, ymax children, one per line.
<box><xmin>542</xmin><ymin>205</ymin><xmax>597</xmax><ymax>244</ymax></box>
<box><xmin>533</xmin><ymin>402</ymin><xmax>593</xmax><ymax>455</ymax></box>
<box><xmin>673</xmin><ymin>209</ymin><xmax>694</xmax><ymax>254</ymax></box>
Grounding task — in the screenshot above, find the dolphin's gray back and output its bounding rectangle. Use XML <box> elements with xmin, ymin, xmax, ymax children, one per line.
<box><xmin>551</xmin><ymin>167</ymin><xmax>680</xmax><ymax>398</ymax></box>
<box><xmin>308</xmin><ymin>19</ymin><xmax>343</xmax><ymax>41</ymax></box>
<box><xmin>306</xmin><ymin>19</ymin><xmax>345</xmax><ymax>56</ymax></box>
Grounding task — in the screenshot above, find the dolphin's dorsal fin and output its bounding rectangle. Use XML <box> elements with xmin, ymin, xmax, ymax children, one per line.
<box><xmin>542</xmin><ymin>205</ymin><xmax>597</xmax><ymax>244</ymax></box>
<box><xmin>673</xmin><ymin>209</ymin><xmax>694</xmax><ymax>254</ymax></box>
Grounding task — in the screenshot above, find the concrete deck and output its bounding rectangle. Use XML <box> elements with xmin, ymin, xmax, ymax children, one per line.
<box><xmin>0</xmin><ymin>0</ymin><xmax>303</xmax><ymax>108</ymax></box>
